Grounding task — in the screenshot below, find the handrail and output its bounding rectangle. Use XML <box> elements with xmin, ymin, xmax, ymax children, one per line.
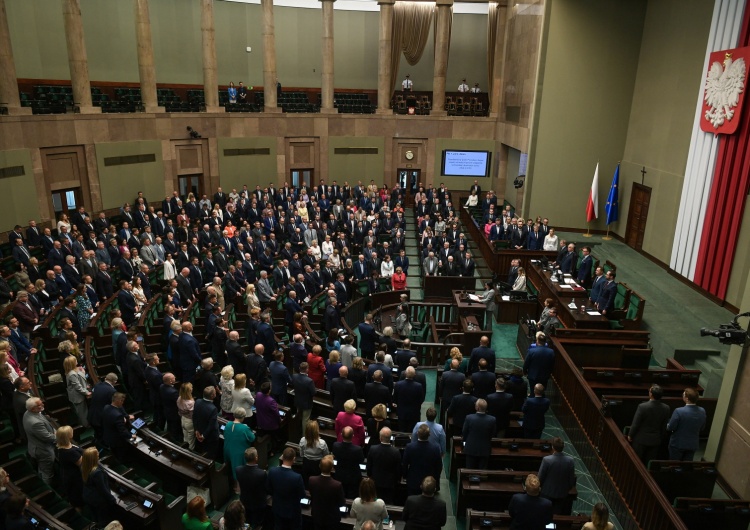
<box><xmin>550</xmin><ymin>336</ymin><xmax>688</xmax><ymax>530</ymax></box>
<box><xmin>88</xmin><ymin>291</ymin><xmax>119</xmax><ymax>337</ymax></box>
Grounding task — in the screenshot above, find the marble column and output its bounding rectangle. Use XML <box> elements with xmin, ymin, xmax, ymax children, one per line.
<box><xmin>320</xmin><ymin>0</ymin><xmax>336</xmax><ymax>113</ymax></box>
<box><xmin>431</xmin><ymin>0</ymin><xmax>453</xmax><ymax>116</ymax></box>
<box><xmin>0</xmin><ymin>0</ymin><xmax>30</xmax><ymax>115</ymax></box>
<box><xmin>376</xmin><ymin>0</ymin><xmax>395</xmax><ymax>114</ymax></box>
<box><xmin>134</xmin><ymin>0</ymin><xmax>163</xmax><ymax>112</ymax></box>
<box><xmin>490</xmin><ymin>0</ymin><xmax>510</xmax><ymax>118</ymax></box>
<box><xmin>201</xmin><ymin>0</ymin><xmax>221</xmax><ymax>112</ymax></box>
<box><xmin>61</xmin><ymin>0</ymin><xmax>99</xmax><ymax>113</ymax></box>
<box><xmin>261</xmin><ymin>0</ymin><xmax>281</xmax><ymax>112</ymax></box>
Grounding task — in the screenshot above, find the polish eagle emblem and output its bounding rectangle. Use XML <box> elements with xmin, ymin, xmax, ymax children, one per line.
<box><xmin>703</xmin><ymin>52</ymin><xmax>746</xmax><ymax>130</ymax></box>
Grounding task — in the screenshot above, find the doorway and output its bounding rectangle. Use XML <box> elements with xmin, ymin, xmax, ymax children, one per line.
<box><xmin>397</xmin><ymin>169</ymin><xmax>420</xmax><ymax>207</ymax></box>
<box><xmin>51</xmin><ymin>188</ymin><xmax>81</xmax><ymax>217</ymax></box>
<box><xmin>179</xmin><ymin>175</ymin><xmax>202</xmax><ymax>200</ymax></box>
<box><xmin>626</xmin><ymin>183</ymin><xmax>651</xmax><ymax>250</ymax></box>
<box><xmin>291</xmin><ymin>169</ymin><xmax>314</xmax><ymax>190</ymax></box>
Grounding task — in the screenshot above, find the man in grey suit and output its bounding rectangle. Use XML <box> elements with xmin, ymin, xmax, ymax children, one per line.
<box><xmin>256</xmin><ymin>270</ymin><xmax>276</xmax><ymax>306</ymax></box>
<box><xmin>538</xmin><ymin>437</ymin><xmax>577</xmax><ymax>515</ymax></box>
<box><xmin>462</xmin><ymin>399</ymin><xmax>496</xmax><ymax>469</ymax></box>
<box><xmin>23</xmin><ymin>397</ymin><xmax>57</xmax><ymax>483</ymax></box>
<box><xmin>667</xmin><ymin>387</ymin><xmax>706</xmax><ymax>461</ymax></box>
<box><xmin>422</xmin><ymin>252</ymin><xmax>439</xmax><ymax>276</ymax></box>
<box><xmin>627</xmin><ymin>384</ymin><xmax>671</xmax><ymax>464</ymax></box>
<box><xmin>478</xmin><ymin>281</ymin><xmax>497</xmax><ymax>329</ymax></box>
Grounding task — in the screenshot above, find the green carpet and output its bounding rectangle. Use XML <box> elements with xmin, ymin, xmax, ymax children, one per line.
<box><xmin>492</xmin><ymin>322</ymin><xmax>524</xmax><ymax>360</ymax></box>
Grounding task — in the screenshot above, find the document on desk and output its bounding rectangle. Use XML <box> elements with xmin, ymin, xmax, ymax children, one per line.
<box><xmin>586</xmin><ymin>310</ymin><xmax>602</xmax><ymax>316</ymax></box>
<box><xmin>567</xmin><ymin>302</ymin><xmax>578</xmax><ymax>309</ymax></box>
<box><xmin>559</xmin><ymin>284</ymin><xmax>573</xmax><ymax>289</ymax></box>
<box><xmin>564</xmin><ymin>278</ymin><xmax>577</xmax><ymax>285</ymax></box>
<box><xmin>467</xmin><ymin>294</ymin><xmax>481</xmax><ymax>302</ymax></box>
<box><xmin>502</xmin><ymin>295</ymin><xmax>510</xmax><ymax>301</ymax></box>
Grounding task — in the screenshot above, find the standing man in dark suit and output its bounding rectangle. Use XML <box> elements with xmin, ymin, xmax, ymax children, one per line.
<box><xmin>193</xmin><ymin>387</ymin><xmax>220</xmax><ymax>459</ymax></box>
<box><xmin>87</xmin><ymin>373</ymin><xmax>118</xmax><ymax>443</ymax></box>
<box><xmin>402</xmin><ymin>424</ymin><xmax>442</xmax><ymax>496</ymax></box>
<box><xmin>470</xmin><ymin>359</ymin><xmax>496</xmax><ymax>400</ymax></box>
<box><xmin>440</xmin><ymin>359</ymin><xmax>465</xmax><ymax>424</ymax></box>
<box><xmin>357</xmin><ymin>314</ymin><xmax>378</xmax><ymax>360</ymax></box>
<box><xmin>309</xmin><ymin>456</ymin><xmax>345</xmax><ymax>529</ymax></box>
<box><xmin>226</xmin><ymin>331</ymin><xmax>246</xmax><ymax>377</ymax></box>
<box><xmin>394</xmin><ymin>367</ymin><xmax>426</xmax><ymax>433</ymax></box>
<box><xmin>447</xmin><ymin>379</ymin><xmax>477</xmax><ymax>435</ymax></box>
<box><xmin>402</xmin><ymin>476</ymin><xmax>447</xmax><ymax>530</ymax></box>
<box><xmin>576</xmin><ymin>246</ymin><xmax>594</xmax><ymax>287</ymax></box>
<box><xmin>332</xmin><ymin>426</ymin><xmax>365</xmax><ymax>498</ymax></box>
<box><xmin>627</xmin><ymin>384</ymin><xmax>672</xmax><ymax>465</ymax></box>
<box><xmin>596</xmin><ymin>270</ymin><xmax>618</xmax><ymax>316</ymax></box>
<box><xmin>331</xmin><ymin>367</ymin><xmax>357</xmax><ymax>414</ymax></box>
<box><xmin>324</xmin><ymin>299</ymin><xmax>340</xmax><ymax>334</ymax></box>
<box><xmin>508</xmin><ymin>474</ymin><xmax>553</xmax><ymax>530</ymax></box>
<box><xmin>144</xmin><ymin>355</ymin><xmax>164</xmax><ymax>429</ymax></box>
<box><xmin>667</xmin><ymin>387</ymin><xmax>706</xmax><ymax>461</ymax></box>
<box><xmin>559</xmin><ymin>243</ymin><xmax>577</xmax><ymax>275</ymax></box>
<box><xmin>538</xmin><ymin>437</ymin><xmax>577</xmax><ymax>515</ymax></box>
<box><xmin>366</xmin><ymin>427</ymin><xmax>401</xmax><ymax>504</ymax></box>
<box><xmin>269</xmin><ymin>351</ymin><xmax>292</xmax><ymax>405</ymax></box>
<box><xmin>101</xmin><ymin>392</ymin><xmax>135</xmax><ymax>461</ymax></box>
<box><xmin>523</xmin><ymin>332</ymin><xmax>555</xmax><ymax>395</ymax></box>
<box><xmin>267</xmin><ymin>447</ymin><xmax>306</xmax><ymax>529</ymax></box>
<box><xmin>159</xmin><ymin>372</ymin><xmax>182</xmax><ymax>443</ymax></box>
<box><xmin>462</xmin><ymin>399</ymin><xmax>496</xmax><ymax>469</ymax></box>
<box><xmin>468</xmin><ymin>336</ymin><xmax>495</xmax><ymax>374</ymax></box>
<box><xmin>486</xmin><ymin>378</ymin><xmax>514</xmax><ymax>438</ymax></box>
<box><xmin>292</xmin><ymin>362</ymin><xmax>316</xmax><ymax>433</ymax></box>
<box><xmin>117</xmin><ymin>281</ymin><xmax>137</xmax><ymax>326</ymax></box>
<box><xmin>178</xmin><ymin>321</ymin><xmax>202</xmax><ymax>383</ymax></box>
<box><xmin>588</xmin><ymin>266</ymin><xmax>606</xmax><ymax>304</ymax></box>
<box><xmin>364</xmin><ymin>370</ymin><xmax>391</xmax><ymax>414</ymax></box>
<box><xmin>235</xmin><ymin>448</ymin><xmax>269</xmax><ymax>529</ymax></box>
<box><xmin>522</xmin><ymin>384</ymin><xmax>550</xmax><ymax>439</ymax></box>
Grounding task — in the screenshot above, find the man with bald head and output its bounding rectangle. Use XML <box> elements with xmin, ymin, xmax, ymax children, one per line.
<box><xmin>226</xmin><ymin>330</ymin><xmax>245</xmax><ymax>376</ymax></box>
<box><xmin>332</xmin><ymin>426</ymin><xmax>365</xmax><ymax>498</ymax></box>
<box><xmin>366</xmin><ymin>427</ymin><xmax>401</xmax><ymax>504</ymax></box>
<box><xmin>175</xmin><ymin>267</ymin><xmax>194</xmax><ymax>307</ymax></box>
<box><xmin>394</xmin><ymin>366</ymin><xmax>426</xmax><ymax>433</ymax></box>
<box><xmin>331</xmin><ymin>365</ymin><xmax>357</xmax><ymax>413</ymax></box>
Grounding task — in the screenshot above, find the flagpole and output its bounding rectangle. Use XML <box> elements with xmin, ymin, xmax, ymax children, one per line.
<box><xmin>602</xmin><ymin>225</ymin><xmax>613</xmax><ymax>240</ymax></box>
<box><xmin>583</xmin><ymin>222</ymin><xmax>592</xmax><ymax>238</ymax></box>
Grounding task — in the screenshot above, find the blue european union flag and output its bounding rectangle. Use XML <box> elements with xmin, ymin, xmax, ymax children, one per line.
<box><xmin>605</xmin><ymin>164</ymin><xmax>620</xmax><ymax>225</ymax></box>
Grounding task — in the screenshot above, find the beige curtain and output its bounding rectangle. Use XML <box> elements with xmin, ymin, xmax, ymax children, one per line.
<box><xmin>390</xmin><ymin>2</ymin><xmax>435</xmax><ymax>94</ymax></box>
<box><xmin>487</xmin><ymin>3</ymin><xmax>498</xmax><ymax>107</ymax></box>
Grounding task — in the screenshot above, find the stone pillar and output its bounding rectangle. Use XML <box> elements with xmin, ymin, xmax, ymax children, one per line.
<box><xmin>61</xmin><ymin>0</ymin><xmax>99</xmax><ymax>113</ymax></box>
<box><xmin>320</xmin><ymin>0</ymin><xmax>336</xmax><ymax>113</ymax></box>
<box><xmin>490</xmin><ymin>0</ymin><xmax>510</xmax><ymax>118</ymax></box>
<box><xmin>431</xmin><ymin>0</ymin><xmax>453</xmax><ymax>116</ymax></box>
<box><xmin>0</xmin><ymin>0</ymin><xmax>30</xmax><ymax>115</ymax></box>
<box><xmin>134</xmin><ymin>0</ymin><xmax>163</xmax><ymax>112</ymax></box>
<box><xmin>201</xmin><ymin>0</ymin><xmax>221</xmax><ymax>112</ymax></box>
<box><xmin>261</xmin><ymin>0</ymin><xmax>281</xmax><ymax>113</ymax></box>
<box><xmin>376</xmin><ymin>0</ymin><xmax>395</xmax><ymax>114</ymax></box>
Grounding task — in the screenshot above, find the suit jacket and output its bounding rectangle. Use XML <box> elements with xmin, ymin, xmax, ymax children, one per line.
<box><xmin>366</xmin><ymin>443</ymin><xmax>401</xmax><ymax>490</ymax></box>
<box><xmin>118</xmin><ymin>289</ymin><xmax>137</xmax><ymax>324</ymax></box>
<box><xmin>447</xmin><ymin>393</ymin><xmax>478</xmax><ymax>431</ymax></box>
<box><xmin>522</xmin><ymin>396</ymin><xmax>550</xmax><ymax>431</ymax></box>
<box><xmin>667</xmin><ymin>404</ymin><xmax>706</xmax><ymax>450</ymax></box>
<box><xmin>589</xmin><ymin>275</ymin><xmax>606</xmax><ymax>303</ymax></box>
<box><xmin>508</xmin><ymin>493</ymin><xmax>553</xmax><ymax>530</ymax></box>
<box><xmin>403</xmin><ymin>494</ymin><xmax>447</xmax><ymax>530</ymax></box>
<box><xmin>193</xmin><ymin>398</ymin><xmax>220</xmax><ymax>442</ymax></box>
<box><xmin>330</xmin><ymin>377</ymin><xmax>357</xmax><ymax>413</ymax></box>
<box><xmin>394</xmin><ymin>379</ymin><xmax>425</xmax><ymax>423</ymax></box>
<box><xmin>160</xmin><ymin>384</ymin><xmax>180</xmax><ymax>424</ymax></box>
<box><xmin>292</xmin><ymin>373</ymin><xmax>316</xmax><ymax>411</ymax></box>
<box><xmin>324</xmin><ymin>304</ymin><xmax>340</xmax><ymax>333</ymax></box>
<box><xmin>235</xmin><ymin>464</ymin><xmax>268</xmax><ymax>514</ymax></box>
<box><xmin>267</xmin><ymin>466</ymin><xmax>306</xmax><ymax>519</ymax></box>
<box><xmin>364</xmin><ymin>381</ymin><xmax>391</xmax><ymax>412</ymax></box>
<box><xmin>101</xmin><ymin>404</ymin><xmax>130</xmax><ymax>449</ymax></box>
<box><xmin>357</xmin><ymin>323</ymin><xmax>378</xmax><ymax>355</ymax></box>
<box><xmin>486</xmin><ymin>391</ymin><xmax>514</xmax><ymax>432</ymax></box>
<box><xmin>468</xmin><ymin>346</ymin><xmax>496</xmax><ymax>374</ymax></box>
<box><xmin>538</xmin><ymin>452</ymin><xmax>577</xmax><ymax>499</ymax></box>
<box><xmin>402</xmin><ymin>440</ymin><xmax>442</xmax><ymax>493</ymax></box>
<box><xmin>462</xmin><ymin>412</ymin><xmax>496</xmax><ymax>457</ymax></box>
<box><xmin>95</xmin><ymin>271</ymin><xmax>114</xmax><ymax>300</ymax></box>
<box><xmin>332</xmin><ymin>441</ymin><xmax>365</xmax><ymax>489</ymax></box>
<box><xmin>440</xmin><ymin>370</ymin><xmax>465</xmax><ymax>406</ymax></box>
<box><xmin>178</xmin><ymin>333</ymin><xmax>202</xmax><ymax>377</ymax></box>
<box><xmin>23</xmin><ymin>411</ymin><xmax>56</xmax><ymax>460</ymax></box>
<box><xmin>577</xmin><ymin>255</ymin><xmax>593</xmax><ymax>286</ymax></box>
<box><xmin>524</xmin><ymin>346</ymin><xmax>555</xmax><ymax>383</ymax></box>
<box><xmin>470</xmin><ymin>370</ymin><xmax>496</xmax><ymax>400</ymax></box>
<box><xmin>66</xmin><ymin>370</ymin><xmax>88</xmax><ymax>404</ymax></box>
<box><xmin>310</xmin><ymin>475</ymin><xmax>345</xmax><ymax>525</ymax></box>
<box><xmin>630</xmin><ymin>399</ymin><xmax>672</xmax><ymax>447</ymax></box>
<box><xmin>559</xmin><ymin>251</ymin><xmax>577</xmax><ymax>275</ymax></box>
<box><xmin>597</xmin><ymin>280</ymin><xmax>617</xmax><ymax>313</ymax></box>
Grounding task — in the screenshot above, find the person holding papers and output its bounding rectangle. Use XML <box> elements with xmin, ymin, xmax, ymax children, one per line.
<box><xmin>512</xmin><ymin>267</ymin><xmax>527</xmax><ymax>292</ymax></box>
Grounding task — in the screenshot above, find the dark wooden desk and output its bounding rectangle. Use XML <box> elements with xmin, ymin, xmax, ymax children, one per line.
<box><xmin>450</xmin><ymin>437</ymin><xmax>552</xmax><ymax>480</ymax></box>
<box><xmin>453</xmin><ymin>290</ymin><xmax>486</xmax><ymax>321</ymax></box>
<box><xmin>497</xmin><ymin>297</ymin><xmax>537</xmax><ymax>324</ymax></box>
<box><xmin>456</xmin><ymin>468</ymin><xmax>577</xmax><ymax>515</ymax></box>
<box><xmin>101</xmin><ymin>463</ymin><xmax>162</xmax><ymax>525</ymax></box>
<box><xmin>423</xmin><ymin>275</ymin><xmax>476</xmax><ymax>302</ymax></box>
<box><xmin>527</xmin><ymin>262</ymin><xmax>609</xmax><ymax>329</ymax></box>
<box><xmin>465</xmin><ymin>509</ymin><xmax>590</xmax><ymax>530</ymax></box>
<box><xmin>460</xmin><ymin>315</ymin><xmax>490</xmax><ymax>350</ymax></box>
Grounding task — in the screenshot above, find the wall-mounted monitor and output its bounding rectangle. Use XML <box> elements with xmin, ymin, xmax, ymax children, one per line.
<box><xmin>441</xmin><ymin>150</ymin><xmax>491</xmax><ymax>178</ymax></box>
